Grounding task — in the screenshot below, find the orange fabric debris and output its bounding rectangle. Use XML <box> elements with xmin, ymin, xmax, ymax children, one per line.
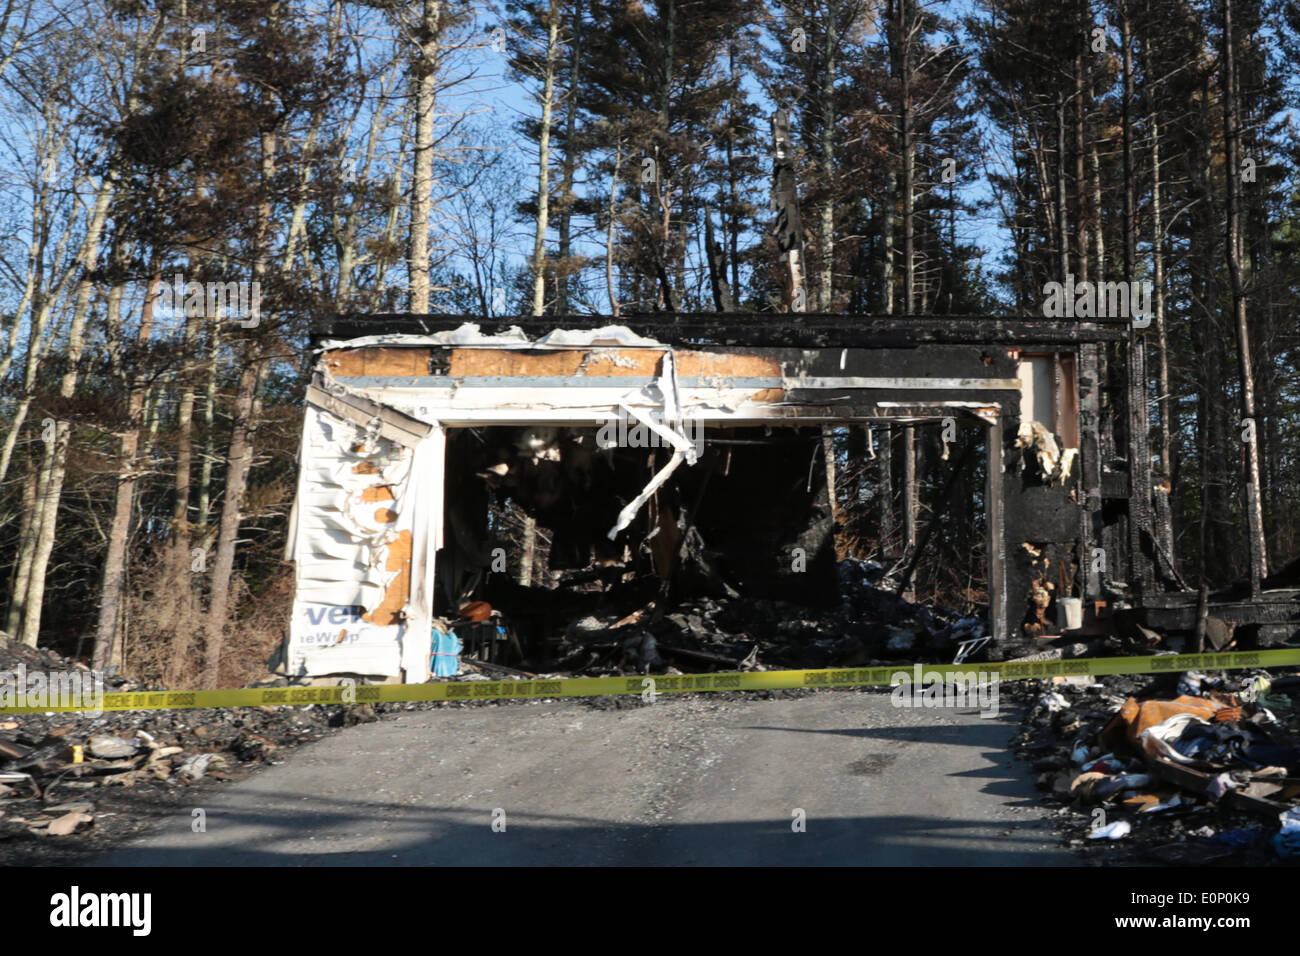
<box><xmin>458</xmin><ymin>601</ymin><xmax>492</xmax><ymax>622</ymax></box>
<box><xmin>1122</xmin><ymin>789</ymin><xmax>1179</xmax><ymax>811</ymax></box>
<box><xmin>1100</xmin><ymin>695</ymin><xmax>1227</xmax><ymax>754</ymax></box>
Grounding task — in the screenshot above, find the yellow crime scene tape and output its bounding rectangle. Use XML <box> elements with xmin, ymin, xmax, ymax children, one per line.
<box><xmin>2</xmin><ymin>647</ymin><xmax>1300</xmax><ymax>714</ymax></box>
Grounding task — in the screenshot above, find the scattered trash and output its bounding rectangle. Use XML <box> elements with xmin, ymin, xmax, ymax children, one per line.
<box><xmin>1081</xmin><ymin>753</ymin><xmax>1124</xmax><ymax>774</ymax></box>
<box><xmin>1038</xmin><ymin>693</ymin><xmax>1070</xmax><ymax>713</ymax></box>
<box><xmin>86</xmin><ymin>734</ymin><xmax>137</xmax><ymax>759</ymax></box>
<box><xmin>1089</xmin><ymin>820</ymin><xmax>1130</xmax><ymax>839</ymax></box>
<box><xmin>1273</xmin><ymin>808</ymin><xmax>1300</xmax><ymax>859</ymax></box>
<box><xmin>177</xmin><ymin>753</ymin><xmax>228</xmax><ymax>782</ymax></box>
<box><xmin>46</xmin><ymin>810</ymin><xmax>94</xmax><ymax>836</ymax></box>
<box><xmin>1017</xmin><ymin>657</ymin><xmax>1300</xmax><ymax>866</ymax></box>
<box><xmin>1213</xmin><ymin>827</ymin><xmax>1262</xmax><ymax>849</ymax></box>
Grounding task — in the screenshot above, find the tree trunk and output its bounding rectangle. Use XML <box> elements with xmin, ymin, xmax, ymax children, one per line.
<box><xmin>93</xmin><ymin>269</ymin><xmax>162</xmax><ymax>669</ymax></box>
<box><xmin>407</xmin><ymin>0</ymin><xmax>442</xmax><ymax>313</ymax></box>
<box><xmin>4</xmin><ymin>453</ymin><xmax>38</xmax><ymax>636</ymax></box>
<box><xmin>899</xmin><ymin>0</ymin><xmax>915</xmax><ymax>315</ymax></box>
<box><xmin>196</xmin><ymin>316</ymin><xmax>221</xmax><ymax>535</ymax></box>
<box><xmin>1144</xmin><ymin>20</ymin><xmax>1176</xmax><ymax>568</ymax></box>
<box><xmin>817</xmin><ymin>4</ymin><xmax>837</xmax><ymax>311</ymax></box>
<box><xmin>606</xmin><ymin>139</ymin><xmax>621</xmax><ymax>316</ymax></box>
<box><xmin>1056</xmin><ymin>94</ymin><xmax>1069</xmax><ymax>282</ymax></box>
<box><xmin>555</xmin><ymin>0</ymin><xmax>584</xmax><ymax>314</ymax></box>
<box><xmin>167</xmin><ymin>303</ymin><xmax>201</xmax><ymax>580</ymax></box>
<box><xmin>202</xmin><ymin>359</ymin><xmax>261</xmax><ymax>688</ymax></box>
<box><xmin>203</xmin><ymin>120</ymin><xmax>277</xmax><ymax>686</ymax></box>
<box><xmin>1221</xmin><ymin>0</ymin><xmax>1267</xmax><ymax>593</ymax></box>
<box><xmin>530</xmin><ymin>0</ymin><xmax>560</xmax><ymax>317</ymax></box>
<box><xmin>1120</xmin><ymin>0</ymin><xmax>1153</xmax><ymax>594</ymax></box>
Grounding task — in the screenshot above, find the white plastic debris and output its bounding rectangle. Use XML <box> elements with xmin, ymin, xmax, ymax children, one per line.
<box><xmin>1136</xmin><ymin>712</ymin><xmax>1210</xmax><ymax>765</ymax></box>
<box><xmin>317</xmin><ymin>325</ymin><xmax>531</xmax><ymax>350</ymax></box>
<box><xmin>1038</xmin><ymin>692</ymin><xmax>1070</xmax><ymax>713</ymax></box>
<box><xmin>1089</xmin><ymin>820</ymin><xmax>1131</xmax><ymax>840</ymax></box>
<box><xmin>86</xmin><ymin>734</ymin><xmax>137</xmax><ymax>759</ymax></box>
<box><xmin>1177</xmin><ymin>671</ymin><xmax>1208</xmax><ymax>696</ymax></box>
<box><xmin>533</xmin><ymin>325</ymin><xmax>664</xmax><ymax>348</ymax></box>
<box><xmin>1140</xmin><ymin>794</ymin><xmax>1183</xmax><ymax>814</ymax></box>
<box><xmin>177</xmin><ymin>753</ymin><xmax>226</xmax><ymax>781</ymax></box>
<box><xmin>1095</xmin><ymin>772</ymin><xmax>1152</xmax><ymax>798</ymax></box>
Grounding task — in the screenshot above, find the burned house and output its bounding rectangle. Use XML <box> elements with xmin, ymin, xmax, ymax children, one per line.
<box><xmin>281</xmin><ymin>312</ymin><xmax>1294</xmax><ymax>683</ymax></box>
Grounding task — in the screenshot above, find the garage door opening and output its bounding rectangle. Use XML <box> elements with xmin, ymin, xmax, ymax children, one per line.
<box><xmin>434</xmin><ymin>420</ymin><xmax>991</xmax><ymax>675</ymax></box>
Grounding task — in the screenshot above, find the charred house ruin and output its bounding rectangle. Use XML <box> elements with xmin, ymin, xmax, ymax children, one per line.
<box><xmin>280</xmin><ymin>313</ymin><xmax>1297</xmax><ymax>682</ymax></box>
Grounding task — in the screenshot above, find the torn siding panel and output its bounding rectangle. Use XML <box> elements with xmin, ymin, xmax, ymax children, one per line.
<box><xmin>327</xmin><ymin>344</ymin><xmax>1023</xmax><ymax>427</ymax></box>
<box><xmin>362</xmin><ymin>529</ymin><xmax>411</xmax><ymax>626</ymax></box>
<box><xmin>293</xmin><ymin>416</ymin><xmax>405</xmax><ymax>608</ymax></box>
<box><xmin>404</xmin><ymin>427</ymin><xmax>445</xmax><ymax>683</ymax></box>
<box><xmin>1017</xmin><ymin>354</ymin><xmax>1079</xmax><ymax>449</ymax></box>
<box><xmin>287</xmin><ymin>405</ymin><xmax>415</xmax><ymax>678</ymax></box>
<box><xmin>290</xmin><ymin>619</ymin><xmax>403</xmax><ymax>679</ymax></box>
<box><xmin>531</xmin><ymin>325</ymin><xmax>664</xmax><ymax>348</ymax></box>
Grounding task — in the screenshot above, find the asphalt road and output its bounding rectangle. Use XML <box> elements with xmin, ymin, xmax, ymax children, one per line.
<box><xmin>98</xmin><ymin>690</ymin><xmax>1072</xmax><ymax>865</ymax></box>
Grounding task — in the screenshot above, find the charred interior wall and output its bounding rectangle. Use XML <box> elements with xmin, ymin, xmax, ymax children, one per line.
<box><xmin>440</xmin><ymin>425</ymin><xmax>838</xmax><ymax>611</ymax></box>
<box><xmin>1001</xmin><ymin>351</ymin><xmax>1089</xmax><ymax>656</ymax></box>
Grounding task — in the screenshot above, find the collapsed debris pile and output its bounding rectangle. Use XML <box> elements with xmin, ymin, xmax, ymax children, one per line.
<box><xmin>0</xmin><ymin>632</ymin><xmax>371</xmax><ymax>859</ymax></box>
<box><xmin>531</xmin><ymin>559</ymin><xmax>988</xmax><ymax>677</ymax></box>
<box><xmin>1015</xmin><ymin>665</ymin><xmax>1300</xmax><ymax>864</ymax></box>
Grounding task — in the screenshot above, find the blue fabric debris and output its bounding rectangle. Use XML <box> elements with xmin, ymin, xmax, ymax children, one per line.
<box><xmin>431</xmin><ymin>626</ymin><xmax>462</xmax><ymax>678</ymax></box>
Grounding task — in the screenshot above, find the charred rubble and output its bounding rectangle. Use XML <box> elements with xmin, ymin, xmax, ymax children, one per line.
<box><xmin>435</xmin><ymin>423</ymin><xmax>987</xmax><ymax>677</ymax></box>
<box><xmin>1014</xmin><ymin>666</ymin><xmax>1300</xmax><ymax>864</ymax></box>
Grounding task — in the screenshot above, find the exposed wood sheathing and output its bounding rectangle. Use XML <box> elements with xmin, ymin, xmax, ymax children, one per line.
<box><xmin>363</xmin><ymin>529</ymin><xmax>411</xmax><ymax>627</ymax></box>
<box><xmin>323</xmin><ymin>347</ymin><xmax>431</xmax><ymax>377</ymax></box>
<box><xmin>353</xmin><ymin>483</ymin><xmax>410</xmax><ymax>627</ymax></box>
<box><xmin>674</xmin><ymin>351</ymin><xmax>781</xmax><ymax>379</ymax></box>
<box><xmin>449</xmin><ymin>348</ymin><xmax>658</xmax><ymax>377</ymax></box>
<box><xmin>444</xmin><ymin>347</ymin><xmax>784</xmax><ymax>382</ymax></box>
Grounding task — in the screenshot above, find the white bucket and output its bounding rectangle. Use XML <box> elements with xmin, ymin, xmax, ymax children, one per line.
<box><xmin>1056</xmin><ymin>597</ymin><xmax>1083</xmax><ymax>631</ymax></box>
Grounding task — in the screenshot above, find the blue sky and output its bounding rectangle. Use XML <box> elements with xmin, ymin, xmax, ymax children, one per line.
<box><xmin>445</xmin><ymin>0</ymin><xmax>1013</xmax><ymax>313</ymax></box>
